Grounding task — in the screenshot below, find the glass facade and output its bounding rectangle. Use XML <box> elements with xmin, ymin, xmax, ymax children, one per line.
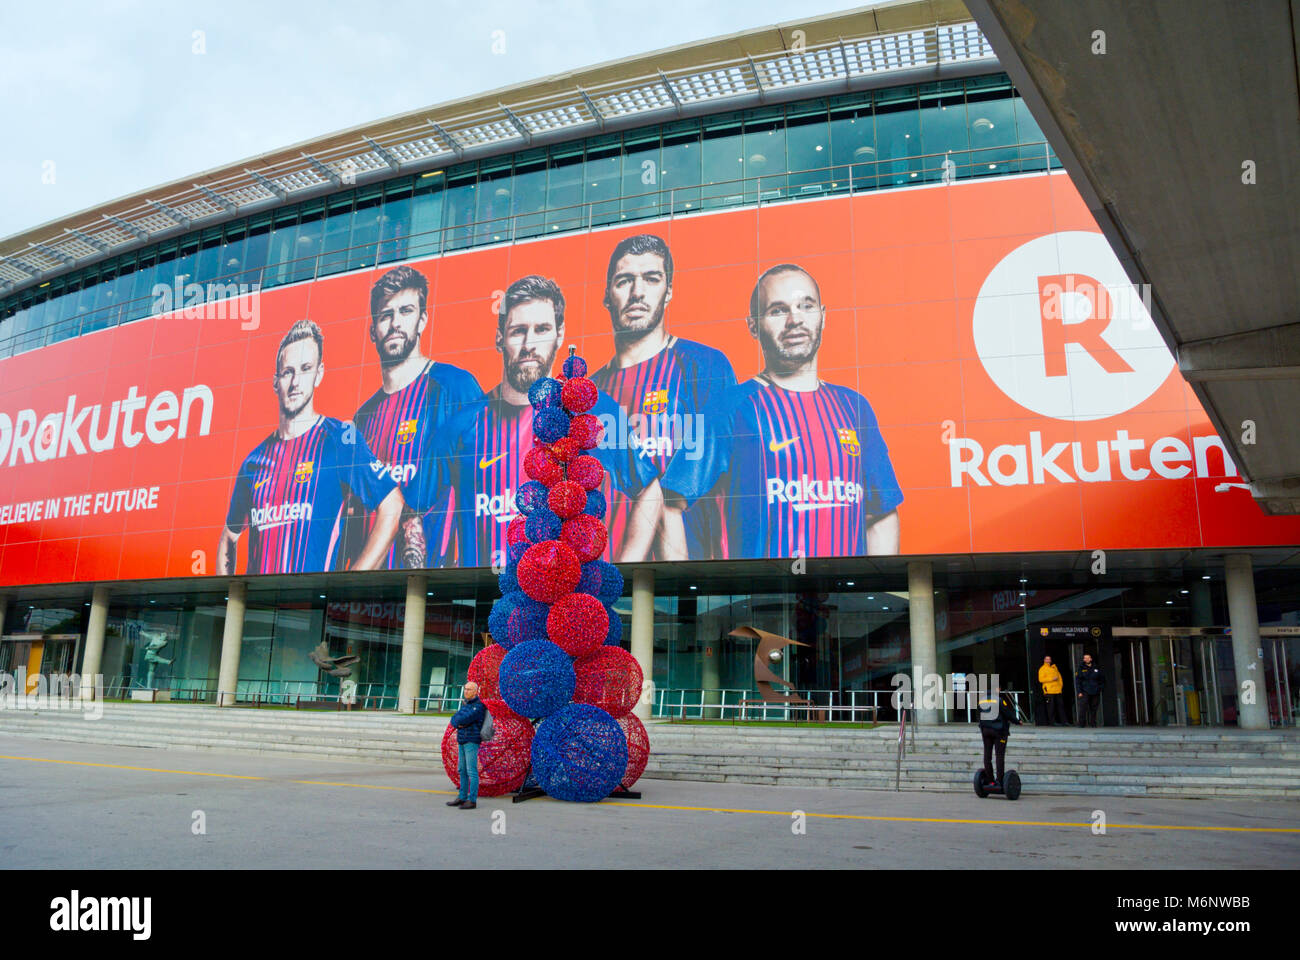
<box><xmin>8</xmin><ymin>551</ymin><xmax>1295</xmax><ymax>726</ymax></box>
<box><xmin>0</xmin><ymin>74</ymin><xmax>1057</xmax><ymax>359</ymax></box>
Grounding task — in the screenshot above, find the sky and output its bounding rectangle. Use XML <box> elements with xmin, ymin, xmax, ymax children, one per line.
<box><xmin>0</xmin><ymin>0</ymin><xmax>871</xmax><ymax>239</ymax></box>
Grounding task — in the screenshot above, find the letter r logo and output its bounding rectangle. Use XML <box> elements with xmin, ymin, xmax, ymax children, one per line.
<box><xmin>1037</xmin><ymin>273</ymin><xmax>1133</xmax><ymax>378</ymax></box>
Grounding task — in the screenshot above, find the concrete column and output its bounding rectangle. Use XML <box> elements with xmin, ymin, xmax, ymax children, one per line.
<box><xmin>79</xmin><ymin>584</ymin><xmax>111</xmax><ymax>700</ymax></box>
<box><xmin>216</xmin><ymin>581</ymin><xmax>247</xmax><ymax>707</ymax></box>
<box><xmin>908</xmin><ymin>560</ymin><xmax>939</xmax><ymax>724</ymax></box>
<box><xmin>630</xmin><ymin>568</ymin><xmax>655</xmax><ymax>721</ymax></box>
<box><xmin>397</xmin><ymin>574</ymin><xmax>427</xmax><ymax>714</ymax></box>
<box><xmin>1225</xmin><ymin>554</ymin><xmax>1269</xmax><ymax>730</ymax></box>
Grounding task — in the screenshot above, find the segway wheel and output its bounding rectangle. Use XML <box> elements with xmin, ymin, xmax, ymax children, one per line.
<box><xmin>973</xmin><ymin>769</ymin><xmax>990</xmax><ymax>798</ymax></box>
<box><xmin>1004</xmin><ymin>770</ymin><xmax>1021</xmax><ymax>801</ymax></box>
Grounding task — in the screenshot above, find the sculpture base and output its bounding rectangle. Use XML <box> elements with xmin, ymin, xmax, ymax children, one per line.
<box><xmin>608</xmin><ymin>785</ymin><xmax>642</xmax><ymax>799</ymax></box>
<box><xmin>511</xmin><ymin>786</ymin><xmax>548</xmax><ymax>804</ymax></box>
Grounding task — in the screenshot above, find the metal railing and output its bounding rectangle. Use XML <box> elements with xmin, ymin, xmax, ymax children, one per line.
<box><xmin>653</xmin><ymin>686</ymin><xmax>1031</xmax><ymax>723</ymax></box>
<box><xmin>0</xmin><ymin>142</ymin><xmax>1057</xmax><ymax>360</ymax></box>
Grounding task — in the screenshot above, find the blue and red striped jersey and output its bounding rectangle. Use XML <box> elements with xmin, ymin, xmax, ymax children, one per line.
<box><xmin>592</xmin><ymin>335</ymin><xmax>736</xmax><ymax>558</ymax></box>
<box><xmin>225</xmin><ymin>416</ymin><xmax>398</xmax><ymax>574</ymax></box>
<box><xmin>349</xmin><ymin>359</ymin><xmax>482</xmax><ymax>568</ymax></box>
<box><xmin>662</xmin><ymin>377</ymin><xmax>903</xmax><ymax>559</ymax></box>
<box><xmin>433</xmin><ymin>386</ymin><xmax>656</xmax><ymax>567</ymax></box>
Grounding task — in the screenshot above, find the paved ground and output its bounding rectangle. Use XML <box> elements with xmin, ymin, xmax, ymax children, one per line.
<box><xmin>1</xmin><ymin>734</ymin><xmax>1297</xmax><ymax>869</ymax></box>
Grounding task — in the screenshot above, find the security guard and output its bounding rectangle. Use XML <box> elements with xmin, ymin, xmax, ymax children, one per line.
<box><xmin>977</xmin><ymin>690</ymin><xmax>1020</xmax><ymax>789</ymax></box>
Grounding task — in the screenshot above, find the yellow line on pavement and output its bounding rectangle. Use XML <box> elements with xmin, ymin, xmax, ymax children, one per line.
<box><xmin>0</xmin><ymin>754</ymin><xmax>268</xmax><ymax>780</ymax></box>
<box><xmin>602</xmin><ymin>800</ymin><xmax>1300</xmax><ymax>832</ymax></box>
<box><xmin>4</xmin><ymin>753</ymin><xmax>1298</xmax><ymax>833</ymax></box>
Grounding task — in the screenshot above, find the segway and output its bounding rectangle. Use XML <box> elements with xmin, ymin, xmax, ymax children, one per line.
<box><xmin>973</xmin><ymin>767</ymin><xmax>1021</xmax><ymax>800</ymax></box>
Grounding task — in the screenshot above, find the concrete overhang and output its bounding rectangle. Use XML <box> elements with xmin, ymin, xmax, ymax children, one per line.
<box><xmin>966</xmin><ymin>0</ymin><xmax>1300</xmax><ymax>515</ymax></box>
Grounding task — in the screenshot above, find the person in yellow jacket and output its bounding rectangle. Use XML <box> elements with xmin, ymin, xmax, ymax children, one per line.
<box><xmin>1038</xmin><ymin>656</ymin><xmax>1067</xmax><ymax>725</ymax></box>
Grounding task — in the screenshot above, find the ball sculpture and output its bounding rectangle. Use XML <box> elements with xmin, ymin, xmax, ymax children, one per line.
<box><xmin>481</xmin><ymin>347</ymin><xmax>647</xmax><ymax>803</ymax></box>
<box><xmin>573</xmin><ymin>646</ymin><xmax>642</xmax><ymax>718</ymax></box>
<box><xmin>546</xmin><ymin>593</ymin><xmax>609</xmax><ymax>658</ymax></box>
<box><xmin>441</xmin><ymin>700</ymin><xmax>534</xmax><ymax>797</ymax></box>
<box><xmin>617</xmin><ymin>713</ymin><xmax>651</xmax><ymax>789</ymax></box>
<box><xmin>467</xmin><ymin>644</ymin><xmax>506</xmax><ymax>700</ymax></box>
<box><xmin>498</xmin><ymin>640</ymin><xmax>575</xmax><ymax>719</ymax></box>
<box><xmin>531</xmin><ymin>702</ymin><xmax>629</xmax><ymax>802</ymax></box>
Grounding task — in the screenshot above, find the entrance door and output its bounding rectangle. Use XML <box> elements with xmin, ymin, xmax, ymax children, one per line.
<box><xmin>1118</xmin><ymin>640</ymin><xmax>1151</xmax><ymax>725</ymax></box>
<box><xmin>1266</xmin><ymin>637</ymin><xmax>1297</xmax><ymax>727</ymax></box>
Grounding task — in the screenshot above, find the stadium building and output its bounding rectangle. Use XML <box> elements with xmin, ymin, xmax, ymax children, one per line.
<box><xmin>1</xmin><ymin>0</ymin><xmax>1297</xmax><ymax>731</ymax></box>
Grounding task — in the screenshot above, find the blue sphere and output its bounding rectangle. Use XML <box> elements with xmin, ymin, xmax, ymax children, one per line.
<box><xmin>488</xmin><ymin>593</ymin><xmax>522</xmax><ymax>643</ymax></box>
<box><xmin>525</xmin><ymin>508</ymin><xmax>562</xmax><ymax>542</ymax></box>
<box><xmin>562</xmin><ymin>355</ymin><xmax>588</xmax><ymax>379</ymax></box>
<box><xmin>507</xmin><ymin>540</ymin><xmax>529</xmax><ymax>565</ymax></box>
<box><xmin>531</xmin><ymin>703</ymin><xmax>628</xmax><ymax>802</ymax></box>
<box><xmin>603</xmin><ymin>608</ymin><xmax>623</xmax><ymax>646</ymax></box>
<box><xmin>534</xmin><ymin>407</ymin><xmax>570</xmax><ymax>444</ymax></box>
<box><xmin>576</xmin><ymin>562</ymin><xmax>602</xmax><ymax>596</ymax></box>
<box><xmin>516</xmin><ymin>481</ymin><xmax>549</xmax><ymax>516</ymax></box>
<box><xmin>499</xmin><ymin>640</ymin><xmax>575</xmax><ymax>719</ymax></box>
<box><xmin>528</xmin><ymin>377</ymin><xmax>564</xmax><ymax>410</ymax></box>
<box><xmin>498</xmin><ymin>562</ymin><xmax>519</xmax><ymax>595</ymax></box>
<box><xmin>505</xmin><ymin>598</ymin><xmax>550</xmax><ymax>648</ymax></box>
<box><xmin>584</xmin><ymin>488</ymin><xmax>607</xmax><ymax>520</ymax></box>
<box><xmin>594</xmin><ymin>560</ymin><xmax>624</xmax><ymax>603</ymax></box>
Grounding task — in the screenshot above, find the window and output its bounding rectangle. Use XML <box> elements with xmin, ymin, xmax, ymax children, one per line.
<box><xmin>444</xmin><ymin>167</ymin><xmax>478</xmax><ymax>250</ymax></box>
<box><xmin>660</xmin><ymin>123</ymin><xmax>701</xmax><ymax>213</ymax></box>
<box><xmin>347</xmin><ymin>186</ymin><xmax>384</xmax><ymax>270</ymax></box>
<box><xmin>744</xmin><ymin>112</ymin><xmax>786</xmax><ymax>202</ymax></box>
<box><xmin>620</xmin><ymin>130</ymin><xmax>661</xmax><ymax>221</ymax></box>
<box><xmin>873</xmin><ymin>85</ymin><xmax>921</xmax><ymax>186</ymax></box>
<box><xmin>701</xmin><ymin>113</ymin><xmax>744</xmax><ymax>210</ymax></box>
<box><xmin>586</xmin><ymin>137</ymin><xmax>622</xmax><ymax>227</ymax></box>
<box><xmin>545</xmin><ymin>146</ymin><xmax>584</xmax><ymax>233</ymax></box>
<box><xmin>918</xmin><ymin>82</ymin><xmax>970</xmax><ymax>181</ymax></box>
<box><xmin>287</xmin><ymin>199</ymin><xmax>324</xmax><ymax>283</ymax></box>
<box><xmin>409</xmin><ymin>172</ymin><xmax>445</xmax><ymax>258</ymax></box>
<box><xmin>318</xmin><ymin>195</ymin><xmax>355</xmax><ymax>276</ymax></box>
<box><xmin>377</xmin><ymin>182</ymin><xmax>413</xmax><ymax>264</ymax></box>
<box><xmin>511</xmin><ymin>151</ymin><xmax>547</xmax><ymax>240</ymax></box>
<box><xmin>829</xmin><ymin>102</ymin><xmax>876</xmax><ymax>191</ymax></box>
<box><xmin>786</xmin><ymin>103</ymin><xmax>831</xmax><ymax>194</ymax></box>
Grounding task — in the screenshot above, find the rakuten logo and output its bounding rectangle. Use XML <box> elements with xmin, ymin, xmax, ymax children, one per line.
<box><xmin>0</xmin><ymin>385</ymin><xmax>213</xmax><ymax>470</ymax></box>
<box><xmin>972</xmin><ymin>232</ymin><xmax>1173</xmax><ymax>421</ymax></box>
<box><xmin>475</xmin><ymin>489</ymin><xmax>517</xmax><ymax>523</ymax></box>
<box><xmin>766</xmin><ymin>475</ymin><xmax>864</xmax><ymax>510</ymax></box>
<box><xmin>372</xmin><ymin>460</ymin><xmax>416</xmax><ymax>485</ymax></box>
<box><xmin>950</xmin><ymin>430</ymin><xmax>1238</xmax><ymax>487</ymax></box>
<box><xmin>251</xmin><ymin>502</ymin><xmax>312</xmax><ymax>529</ymax></box>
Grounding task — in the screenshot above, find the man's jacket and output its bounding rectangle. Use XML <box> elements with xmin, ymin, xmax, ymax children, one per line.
<box><xmin>978</xmin><ymin>692</ymin><xmax>1019</xmax><ymax>734</ymax></box>
<box><xmin>450</xmin><ymin>697</ymin><xmax>487</xmax><ymax>744</ymax></box>
<box><xmin>1038</xmin><ymin>664</ymin><xmax>1063</xmax><ymax>695</ymax></box>
<box><xmin>1076</xmin><ymin>664</ymin><xmax>1104</xmax><ymax>696</ymax></box>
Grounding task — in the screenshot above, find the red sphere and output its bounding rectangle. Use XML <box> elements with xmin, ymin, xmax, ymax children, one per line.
<box><xmin>467</xmin><ymin>644</ymin><xmax>506</xmax><ymax>701</ymax></box>
<box><xmin>548</xmin><ymin>436</ymin><xmax>581</xmax><ymax>463</ymax></box>
<box><xmin>569</xmin><ymin>413</ymin><xmax>603</xmax><ymax>450</ymax></box>
<box><xmin>561</xmin><ymin>376</ymin><xmax>599</xmax><ymax>414</ymax></box>
<box><xmin>548</xmin><ymin>479</ymin><xmax>587</xmax><ymax>519</ymax></box>
<box><xmin>546</xmin><ymin>592</ymin><xmax>609</xmax><ymax>658</ymax></box>
<box><xmin>574</xmin><ymin>646</ymin><xmax>643</xmax><ymax>719</ymax></box>
<box><xmin>516</xmin><ymin>540</ymin><xmax>582</xmax><ymax>602</ymax></box>
<box><xmin>561</xmin><ymin>514</ymin><xmax>608</xmax><ymax>562</ymax></box>
<box><xmin>524</xmin><ymin>446</ymin><xmax>564</xmax><ymax>486</ymax></box>
<box><xmin>617</xmin><ymin>713</ymin><xmax>650</xmax><ymax>789</ymax></box>
<box><xmin>506</xmin><ymin>514</ymin><xmax>530</xmax><ymax>547</ymax></box>
<box><xmin>441</xmin><ymin>700</ymin><xmax>534</xmax><ymax>797</ymax></box>
<box><xmin>567</xmin><ymin>455</ymin><xmax>604</xmax><ymax>491</ymax></box>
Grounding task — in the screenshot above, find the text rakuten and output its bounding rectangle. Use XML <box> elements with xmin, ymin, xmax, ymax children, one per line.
<box><xmin>949</xmin><ymin>430</ymin><xmax>1237</xmax><ymax>486</ymax></box>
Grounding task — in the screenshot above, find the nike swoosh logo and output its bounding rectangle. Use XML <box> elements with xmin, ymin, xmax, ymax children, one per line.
<box><xmin>769</xmin><ymin>437</ymin><xmax>798</xmax><ymax>454</ymax></box>
<box><xmin>479</xmin><ymin>454</ymin><xmax>505</xmax><ymax>469</ymax></box>
<box><xmin>253</xmin><ymin>478</ymin><xmax>269</xmax><ymax>490</ymax></box>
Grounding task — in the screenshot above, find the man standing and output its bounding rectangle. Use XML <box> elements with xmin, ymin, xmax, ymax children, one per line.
<box><xmin>1076</xmin><ymin>653</ymin><xmax>1104</xmax><ymax>727</ymax></box>
<box><xmin>218</xmin><ymin>319</ymin><xmax>404</xmax><ymax>575</ymax></box>
<box><xmin>663</xmin><ymin>263</ymin><xmax>902</xmax><ymax>560</ymax></box>
<box><xmin>1038</xmin><ymin>655</ymin><xmax>1066</xmax><ymax>725</ymax></box>
<box><xmin>348</xmin><ymin>265</ymin><xmax>482</xmax><ymax>569</ymax></box>
<box><xmin>436</xmin><ymin>275</ymin><xmax>661</xmax><ymax>567</ymax></box>
<box><xmin>592</xmin><ymin>234</ymin><xmax>736</xmax><ymax>561</ymax></box>
<box><xmin>446</xmin><ymin>681</ymin><xmax>487</xmax><ymax>810</ymax></box>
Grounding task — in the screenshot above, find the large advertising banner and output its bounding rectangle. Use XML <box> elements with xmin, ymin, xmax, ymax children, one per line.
<box><xmin>1</xmin><ymin>171</ymin><xmax>1298</xmax><ymax>586</ymax></box>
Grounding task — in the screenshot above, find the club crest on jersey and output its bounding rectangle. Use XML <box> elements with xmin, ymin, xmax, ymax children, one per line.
<box><xmin>294</xmin><ymin>460</ymin><xmax>314</xmax><ymax>483</ymax></box>
<box><xmin>642</xmin><ymin>388</ymin><xmax>668</xmax><ymax>416</ymax></box>
<box><xmin>397</xmin><ymin>418</ymin><xmax>418</xmax><ymax>445</ymax></box>
<box><xmin>837</xmin><ymin>427</ymin><xmax>861</xmax><ymax>457</ymax></box>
